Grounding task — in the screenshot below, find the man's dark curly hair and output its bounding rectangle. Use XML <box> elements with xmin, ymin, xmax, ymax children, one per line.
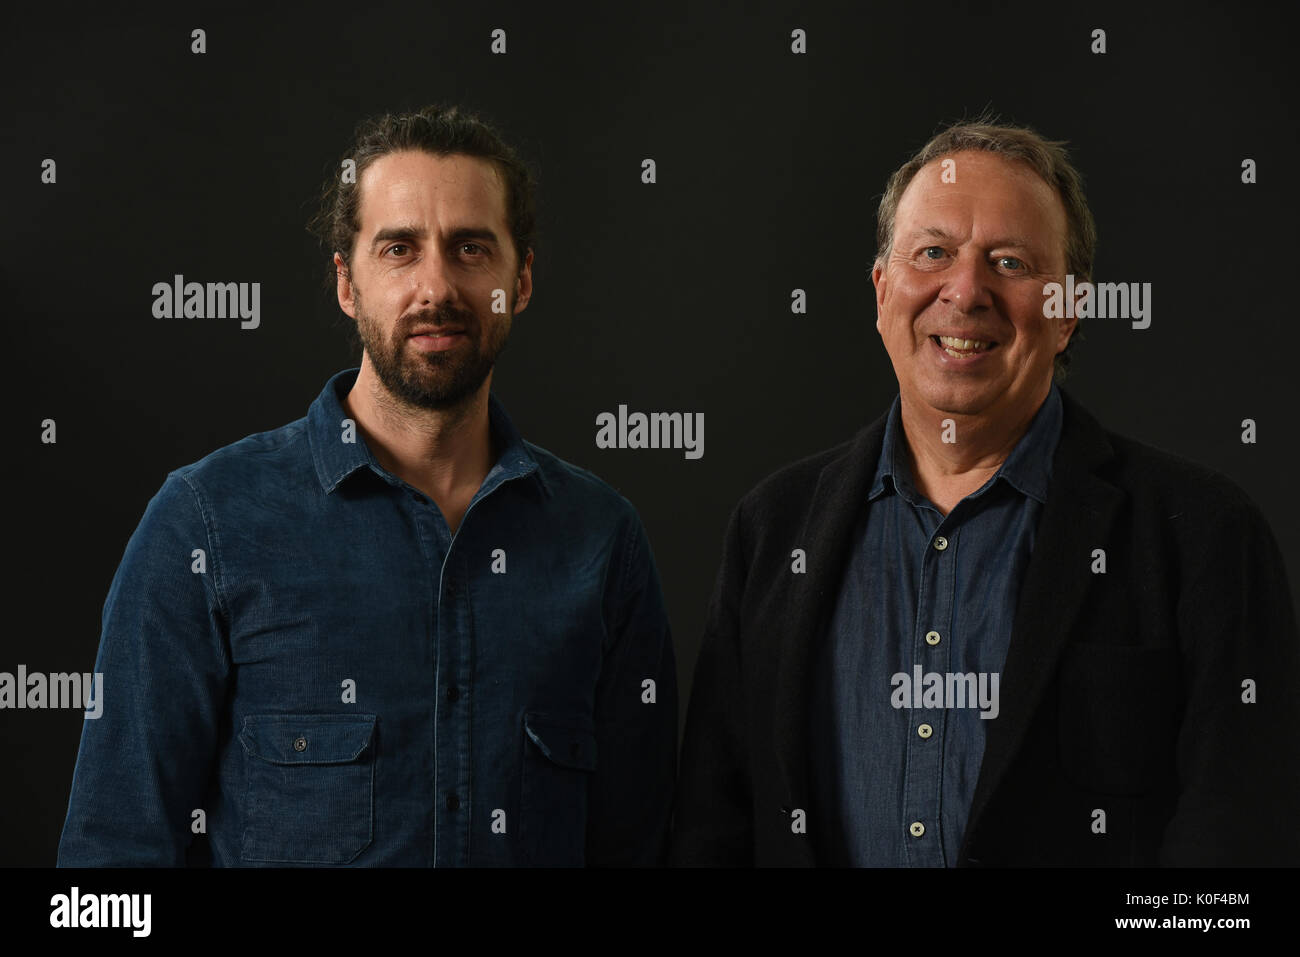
<box><xmin>307</xmin><ymin>104</ymin><xmax>537</xmax><ymax>291</ymax></box>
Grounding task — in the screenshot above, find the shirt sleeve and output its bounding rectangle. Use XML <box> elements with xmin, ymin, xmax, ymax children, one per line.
<box><xmin>586</xmin><ymin>508</ymin><xmax>678</xmax><ymax>866</ymax></box>
<box><xmin>1160</xmin><ymin>494</ymin><xmax>1300</xmax><ymax>865</ymax></box>
<box><xmin>57</xmin><ymin>471</ymin><xmax>230</xmax><ymax>866</ymax></box>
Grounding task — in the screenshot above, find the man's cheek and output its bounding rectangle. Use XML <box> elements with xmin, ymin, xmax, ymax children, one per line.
<box><xmin>877</xmin><ymin>285</ymin><xmax>906</xmax><ymax>335</ymax></box>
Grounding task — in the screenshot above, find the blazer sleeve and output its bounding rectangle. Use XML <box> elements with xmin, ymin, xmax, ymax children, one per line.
<box><xmin>671</xmin><ymin>499</ymin><xmax>755</xmax><ymax>865</ymax></box>
<box><xmin>1160</xmin><ymin>494</ymin><xmax>1300</xmax><ymax>865</ymax></box>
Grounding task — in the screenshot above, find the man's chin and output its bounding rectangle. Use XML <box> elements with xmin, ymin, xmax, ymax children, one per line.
<box><xmin>397</xmin><ymin>379</ymin><xmax>475</xmax><ymax>409</ymax></box>
<box><xmin>391</xmin><ymin>362</ymin><xmax>491</xmax><ymax>411</ymax></box>
<box><xmin>912</xmin><ymin>379</ymin><xmax>1001</xmax><ymax>418</ymax></box>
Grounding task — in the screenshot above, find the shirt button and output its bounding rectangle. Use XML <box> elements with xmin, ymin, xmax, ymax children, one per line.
<box><xmin>909</xmin><ymin>821</ymin><xmax>926</xmax><ymax>838</ymax></box>
<box><xmin>933</xmin><ymin>536</ymin><xmax>949</xmax><ymax>551</ymax></box>
<box><xmin>446</xmin><ymin>792</ymin><xmax>460</xmax><ymax>812</ymax></box>
<box><xmin>925</xmin><ymin>630</ymin><xmax>941</xmax><ymax>646</ymax></box>
<box><xmin>446</xmin><ymin>685</ymin><xmax>461</xmax><ymax>702</ymax></box>
<box><xmin>293</xmin><ymin>736</ymin><xmax>307</xmax><ymax>752</ymax></box>
<box><xmin>918</xmin><ymin>723</ymin><xmax>933</xmax><ymax>739</ymax></box>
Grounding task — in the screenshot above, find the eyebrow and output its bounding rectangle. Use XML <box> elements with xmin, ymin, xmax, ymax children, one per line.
<box><xmin>446</xmin><ymin>227</ymin><xmax>502</xmax><ymax>248</ymax></box>
<box><xmin>903</xmin><ymin>226</ymin><xmax>1036</xmax><ymax>249</ymax></box>
<box><xmin>368</xmin><ymin>224</ymin><xmax>502</xmax><ymax>252</ymax></box>
<box><xmin>369</xmin><ymin>224</ymin><xmax>425</xmax><ymax>252</ymax></box>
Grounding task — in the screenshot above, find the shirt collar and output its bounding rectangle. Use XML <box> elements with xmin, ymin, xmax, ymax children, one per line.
<box><xmin>869</xmin><ymin>382</ymin><xmax>1063</xmax><ymax>505</ymax></box>
<box><xmin>308</xmin><ymin>367</ymin><xmax>544</xmax><ymax>495</ymax></box>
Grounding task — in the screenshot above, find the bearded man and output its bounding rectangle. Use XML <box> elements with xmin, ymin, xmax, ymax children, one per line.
<box><xmin>57</xmin><ymin>105</ymin><xmax>676</xmax><ymax>867</ymax></box>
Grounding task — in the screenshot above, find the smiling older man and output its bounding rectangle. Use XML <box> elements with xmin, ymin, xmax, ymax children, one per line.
<box><xmin>671</xmin><ymin>118</ymin><xmax>1300</xmax><ymax>867</ymax></box>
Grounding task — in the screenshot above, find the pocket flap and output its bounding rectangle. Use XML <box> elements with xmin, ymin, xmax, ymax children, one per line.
<box><xmin>239</xmin><ymin>713</ymin><xmax>377</xmax><ymax>765</ymax></box>
<box><xmin>524</xmin><ymin>713</ymin><xmax>597</xmax><ymax>771</ymax></box>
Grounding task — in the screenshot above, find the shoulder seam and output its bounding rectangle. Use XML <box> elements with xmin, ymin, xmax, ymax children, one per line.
<box><xmin>171</xmin><ymin>471</ymin><xmax>232</xmax><ymax>658</ymax></box>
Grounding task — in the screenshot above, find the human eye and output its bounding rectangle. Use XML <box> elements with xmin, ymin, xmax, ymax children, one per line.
<box><xmin>995</xmin><ymin>255</ymin><xmax>1026</xmax><ymax>272</ymax></box>
<box><xmin>384</xmin><ymin>243</ymin><xmax>411</xmax><ymax>258</ymax></box>
<box><xmin>914</xmin><ymin>245</ymin><xmax>948</xmax><ymax>266</ymax></box>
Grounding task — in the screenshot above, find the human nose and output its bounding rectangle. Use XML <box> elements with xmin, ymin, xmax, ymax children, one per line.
<box><xmin>415</xmin><ymin>249</ymin><xmax>458</xmax><ymax>307</ymax></box>
<box><xmin>939</xmin><ymin>251</ymin><xmax>994</xmax><ymax>313</ymax></box>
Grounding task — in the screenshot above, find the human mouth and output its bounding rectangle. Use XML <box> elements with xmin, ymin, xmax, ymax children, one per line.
<box><xmin>408</xmin><ymin>328</ymin><xmax>466</xmax><ymax>352</ymax></box>
<box><xmin>931</xmin><ymin>335</ymin><xmax>996</xmax><ymax>359</ymax></box>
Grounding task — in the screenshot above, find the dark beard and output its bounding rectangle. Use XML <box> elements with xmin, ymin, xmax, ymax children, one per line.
<box><xmin>355</xmin><ymin>294</ymin><xmax>510</xmax><ymax>412</ymax></box>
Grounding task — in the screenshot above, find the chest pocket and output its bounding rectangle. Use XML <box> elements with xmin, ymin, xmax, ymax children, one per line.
<box><xmin>520</xmin><ymin>713</ymin><xmax>597</xmax><ymax>866</ymax></box>
<box><xmin>238</xmin><ymin>713</ymin><xmax>377</xmax><ymax>865</ymax></box>
<box><xmin>1057</xmin><ymin>644</ymin><xmax>1181</xmax><ymax>796</ymax></box>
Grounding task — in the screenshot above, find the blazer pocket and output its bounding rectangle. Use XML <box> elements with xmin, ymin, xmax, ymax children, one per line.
<box><xmin>520</xmin><ymin>712</ymin><xmax>597</xmax><ymax>866</ymax></box>
<box><xmin>238</xmin><ymin>713</ymin><xmax>377</xmax><ymax>864</ymax></box>
<box><xmin>1057</xmin><ymin>644</ymin><xmax>1180</xmax><ymax>796</ymax></box>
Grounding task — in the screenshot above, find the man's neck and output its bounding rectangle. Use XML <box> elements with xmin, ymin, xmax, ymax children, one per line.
<box><xmin>897</xmin><ymin>385</ymin><xmax>1048</xmax><ymax>516</ymax></box>
<box><xmin>342</xmin><ymin>361</ymin><xmax>495</xmax><ymax>532</ymax></box>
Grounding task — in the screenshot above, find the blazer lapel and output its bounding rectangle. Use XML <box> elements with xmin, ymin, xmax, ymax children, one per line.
<box><xmin>772</xmin><ymin>412</ymin><xmax>888</xmax><ymax>845</ymax></box>
<box><xmin>960</xmin><ymin>390</ymin><xmax>1125</xmax><ymax>860</ymax></box>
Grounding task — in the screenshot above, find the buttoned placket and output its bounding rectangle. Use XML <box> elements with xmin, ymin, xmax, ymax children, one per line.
<box><xmin>398</xmin><ymin>458</ymin><xmax>532</xmax><ymax>867</ymax></box>
<box><xmin>902</xmin><ymin>519</ymin><xmax>958</xmax><ymax>866</ymax></box>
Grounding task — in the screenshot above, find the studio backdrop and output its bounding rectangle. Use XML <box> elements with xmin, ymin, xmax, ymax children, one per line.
<box><xmin>2</xmin><ymin>0</ymin><xmax>1296</xmax><ymax>867</ymax></box>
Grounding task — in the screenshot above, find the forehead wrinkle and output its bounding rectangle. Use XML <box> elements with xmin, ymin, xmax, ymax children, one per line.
<box><xmin>356</xmin><ymin>161</ymin><xmax>511</xmax><ymax>261</ymax></box>
<box><xmin>898</xmin><ymin>190</ymin><xmax>1062</xmax><ymax>261</ymax></box>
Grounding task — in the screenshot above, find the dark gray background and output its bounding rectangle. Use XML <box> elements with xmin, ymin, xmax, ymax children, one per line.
<box><xmin>2</xmin><ymin>0</ymin><xmax>1295</xmax><ymax>867</ymax></box>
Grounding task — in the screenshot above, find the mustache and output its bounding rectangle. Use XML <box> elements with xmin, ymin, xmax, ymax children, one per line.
<box><xmin>398</xmin><ymin>304</ymin><xmax>478</xmax><ymax>337</ymax></box>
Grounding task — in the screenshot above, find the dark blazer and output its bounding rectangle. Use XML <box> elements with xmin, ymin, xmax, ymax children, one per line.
<box><xmin>672</xmin><ymin>390</ymin><xmax>1300</xmax><ymax>866</ymax></box>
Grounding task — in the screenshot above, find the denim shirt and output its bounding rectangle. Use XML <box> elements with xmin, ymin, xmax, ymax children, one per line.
<box><xmin>815</xmin><ymin>385</ymin><xmax>1062</xmax><ymax>865</ymax></box>
<box><xmin>57</xmin><ymin>368</ymin><xmax>677</xmax><ymax>867</ymax></box>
